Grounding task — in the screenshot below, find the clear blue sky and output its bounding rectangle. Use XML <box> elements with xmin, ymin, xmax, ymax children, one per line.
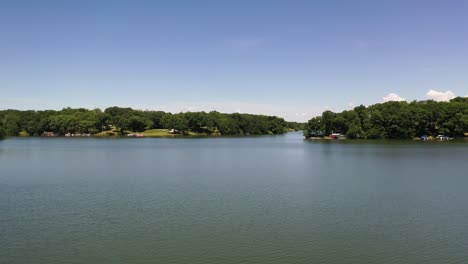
<box><xmin>1</xmin><ymin>0</ymin><xmax>467</xmax><ymax>121</ymax></box>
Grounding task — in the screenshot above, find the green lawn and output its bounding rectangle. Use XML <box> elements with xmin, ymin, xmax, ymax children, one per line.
<box><xmin>94</xmin><ymin>128</ymin><xmax>213</xmax><ymax>137</ymax></box>
<box><xmin>142</xmin><ymin>129</ymin><xmax>209</xmax><ymax>137</ymax></box>
<box><xmin>141</xmin><ymin>129</ymin><xmax>173</xmax><ymax>137</ymax></box>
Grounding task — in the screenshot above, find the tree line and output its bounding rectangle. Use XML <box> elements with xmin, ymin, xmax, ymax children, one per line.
<box><xmin>0</xmin><ymin>107</ymin><xmax>289</xmax><ymax>137</ymax></box>
<box><xmin>304</xmin><ymin>97</ymin><xmax>468</xmax><ymax>139</ymax></box>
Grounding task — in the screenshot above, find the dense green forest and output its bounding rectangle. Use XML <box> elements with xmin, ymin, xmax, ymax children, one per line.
<box><xmin>0</xmin><ymin>107</ymin><xmax>289</xmax><ymax>137</ymax></box>
<box><xmin>304</xmin><ymin>97</ymin><xmax>468</xmax><ymax>139</ymax></box>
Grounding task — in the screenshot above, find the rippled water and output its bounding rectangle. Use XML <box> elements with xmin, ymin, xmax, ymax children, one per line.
<box><xmin>1</xmin><ymin>133</ymin><xmax>467</xmax><ymax>263</ymax></box>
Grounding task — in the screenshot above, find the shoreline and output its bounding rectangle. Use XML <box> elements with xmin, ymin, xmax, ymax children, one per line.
<box><xmin>305</xmin><ymin>137</ymin><xmax>468</xmax><ymax>142</ymax></box>
<box><xmin>7</xmin><ymin>132</ymin><xmax>296</xmax><ymax>139</ymax></box>
<box><xmin>4</xmin><ymin>129</ymin><xmax>301</xmax><ymax>139</ymax></box>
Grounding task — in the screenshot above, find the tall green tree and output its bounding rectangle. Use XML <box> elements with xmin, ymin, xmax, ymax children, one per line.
<box><xmin>111</xmin><ymin>116</ymin><xmax>129</xmax><ymax>134</ymax></box>
<box><xmin>161</xmin><ymin>113</ymin><xmax>189</xmax><ymax>133</ymax></box>
<box><xmin>128</xmin><ymin>116</ymin><xmax>151</xmax><ymax>132</ymax></box>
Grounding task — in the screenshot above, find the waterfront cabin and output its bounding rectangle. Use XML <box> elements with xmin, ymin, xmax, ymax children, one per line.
<box><xmin>330</xmin><ymin>133</ymin><xmax>343</xmax><ymax>139</ymax></box>
<box><xmin>127</xmin><ymin>133</ymin><xmax>145</xmax><ymax>137</ymax></box>
<box><xmin>43</xmin><ymin>132</ymin><xmax>56</xmax><ymax>137</ymax></box>
<box><xmin>308</xmin><ymin>131</ymin><xmax>324</xmax><ymax>138</ymax></box>
<box><xmin>436</xmin><ymin>135</ymin><xmax>450</xmax><ymax>141</ymax></box>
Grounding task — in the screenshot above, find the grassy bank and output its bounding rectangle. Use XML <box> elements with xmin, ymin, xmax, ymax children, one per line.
<box><xmin>142</xmin><ymin>129</ymin><xmax>213</xmax><ymax>137</ymax></box>
<box><xmin>92</xmin><ymin>129</ymin><xmax>214</xmax><ymax>138</ymax></box>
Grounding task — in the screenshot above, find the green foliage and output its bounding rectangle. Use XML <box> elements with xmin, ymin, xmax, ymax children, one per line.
<box><xmin>346</xmin><ymin>122</ymin><xmax>364</xmax><ymax>139</ymax></box>
<box><xmin>304</xmin><ymin>97</ymin><xmax>468</xmax><ymax>139</ymax></box>
<box><xmin>147</xmin><ymin>111</ymin><xmax>166</xmax><ymax>129</ymax></box>
<box><xmin>161</xmin><ymin>113</ymin><xmax>189</xmax><ymax>132</ymax></box>
<box><xmin>303</xmin><ymin>117</ymin><xmax>324</xmax><ymax>138</ymax></box>
<box><xmin>111</xmin><ymin>116</ymin><xmax>129</xmax><ymax>134</ymax></box>
<box><xmin>286</xmin><ymin>121</ymin><xmax>305</xmax><ymax>131</ymax></box>
<box><xmin>216</xmin><ymin>115</ymin><xmax>240</xmax><ymax>135</ymax></box>
<box><xmin>0</xmin><ymin>122</ymin><xmax>5</xmax><ymax>139</ymax></box>
<box><xmin>127</xmin><ymin>116</ymin><xmax>152</xmax><ymax>132</ymax></box>
<box><xmin>366</xmin><ymin>127</ymin><xmax>385</xmax><ymax>139</ymax></box>
<box><xmin>0</xmin><ymin>107</ymin><xmax>288</xmax><ymax>137</ymax></box>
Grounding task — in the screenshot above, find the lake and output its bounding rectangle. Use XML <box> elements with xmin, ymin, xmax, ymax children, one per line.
<box><xmin>1</xmin><ymin>132</ymin><xmax>468</xmax><ymax>264</ymax></box>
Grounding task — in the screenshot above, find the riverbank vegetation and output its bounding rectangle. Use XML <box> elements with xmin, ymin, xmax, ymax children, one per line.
<box><xmin>304</xmin><ymin>97</ymin><xmax>468</xmax><ymax>139</ymax></box>
<box><xmin>0</xmin><ymin>107</ymin><xmax>289</xmax><ymax>137</ymax></box>
<box><xmin>286</xmin><ymin>121</ymin><xmax>305</xmax><ymax>131</ymax></box>
<box><xmin>0</xmin><ymin>123</ymin><xmax>5</xmax><ymax>139</ymax></box>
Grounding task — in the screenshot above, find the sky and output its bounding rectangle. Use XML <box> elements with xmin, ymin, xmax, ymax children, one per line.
<box><xmin>1</xmin><ymin>0</ymin><xmax>467</xmax><ymax>122</ymax></box>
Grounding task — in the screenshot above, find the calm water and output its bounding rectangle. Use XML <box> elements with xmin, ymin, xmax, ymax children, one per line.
<box><xmin>1</xmin><ymin>132</ymin><xmax>468</xmax><ymax>264</ymax></box>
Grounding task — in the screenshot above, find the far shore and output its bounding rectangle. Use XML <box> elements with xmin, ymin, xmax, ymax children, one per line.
<box><xmin>305</xmin><ymin>136</ymin><xmax>467</xmax><ymax>141</ymax></box>
<box><xmin>9</xmin><ymin>129</ymin><xmax>303</xmax><ymax>139</ymax></box>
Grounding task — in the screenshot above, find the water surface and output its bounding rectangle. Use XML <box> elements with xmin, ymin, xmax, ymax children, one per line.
<box><xmin>1</xmin><ymin>133</ymin><xmax>467</xmax><ymax>263</ymax></box>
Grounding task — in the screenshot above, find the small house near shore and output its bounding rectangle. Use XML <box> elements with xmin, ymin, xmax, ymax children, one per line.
<box><xmin>330</xmin><ymin>133</ymin><xmax>344</xmax><ymax>139</ymax></box>
<box><xmin>43</xmin><ymin>132</ymin><xmax>56</xmax><ymax>137</ymax></box>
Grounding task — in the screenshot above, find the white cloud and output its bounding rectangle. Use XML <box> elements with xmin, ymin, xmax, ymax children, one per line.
<box><xmin>382</xmin><ymin>93</ymin><xmax>406</xmax><ymax>102</ymax></box>
<box><xmin>425</xmin><ymin>89</ymin><xmax>456</xmax><ymax>102</ymax></box>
